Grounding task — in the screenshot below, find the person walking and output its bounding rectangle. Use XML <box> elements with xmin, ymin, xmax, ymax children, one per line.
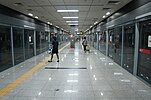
<box><xmin>48</xmin><ymin>36</ymin><xmax>59</xmax><ymax>62</ymax></box>
<box><xmin>82</xmin><ymin>37</ymin><xmax>88</xmax><ymax>53</ymax></box>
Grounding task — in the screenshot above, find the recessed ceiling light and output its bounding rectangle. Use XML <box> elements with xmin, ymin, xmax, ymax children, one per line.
<box><xmin>35</xmin><ymin>16</ymin><xmax>38</xmax><ymax>19</ymax></box>
<box><xmin>106</xmin><ymin>12</ymin><xmax>111</xmax><ymax>15</ymax></box>
<box><xmin>94</xmin><ymin>21</ymin><xmax>98</xmax><ymax>25</ymax></box>
<box><xmin>66</xmin><ymin>21</ymin><xmax>78</xmax><ymax>23</ymax></box>
<box><xmin>28</xmin><ymin>13</ymin><xmax>33</xmax><ymax>16</ymax></box>
<box><xmin>56</xmin><ymin>26</ymin><xmax>59</xmax><ymax>28</ymax></box>
<box><xmin>103</xmin><ymin>15</ymin><xmax>106</xmax><ymax>18</ymax></box>
<box><xmin>75</xmin><ymin>29</ymin><xmax>78</xmax><ymax>31</ymax></box>
<box><xmin>90</xmin><ymin>26</ymin><xmax>92</xmax><ymax>28</ymax></box>
<box><xmin>57</xmin><ymin>10</ymin><xmax>79</xmax><ymax>12</ymax></box>
<box><xmin>47</xmin><ymin>22</ymin><xmax>50</xmax><ymax>24</ymax></box>
<box><xmin>63</xmin><ymin>17</ymin><xmax>78</xmax><ymax>19</ymax></box>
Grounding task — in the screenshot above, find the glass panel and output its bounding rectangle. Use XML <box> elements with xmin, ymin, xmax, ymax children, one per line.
<box><xmin>36</xmin><ymin>31</ymin><xmax>41</xmax><ymax>55</ymax></box>
<box><xmin>24</xmin><ymin>29</ymin><xmax>34</xmax><ymax>60</ymax></box>
<box><xmin>108</xmin><ymin>27</ymin><xmax>122</xmax><ymax>65</ymax></box>
<box><xmin>138</xmin><ymin>19</ymin><xmax>151</xmax><ymax>84</ymax></box>
<box><xmin>93</xmin><ymin>33</ymin><xmax>97</xmax><ymax>49</ymax></box>
<box><xmin>0</xmin><ymin>25</ymin><xmax>12</xmax><ymax>72</ymax></box>
<box><xmin>41</xmin><ymin>32</ymin><xmax>48</xmax><ymax>52</ymax></box>
<box><xmin>108</xmin><ymin>28</ymin><xmax>115</xmax><ymax>58</ymax></box>
<box><xmin>99</xmin><ymin>31</ymin><xmax>106</xmax><ymax>55</ymax></box>
<box><xmin>123</xmin><ymin>24</ymin><xmax>135</xmax><ymax>74</ymax></box>
<box><xmin>13</xmin><ymin>27</ymin><xmax>24</xmax><ymax>65</ymax></box>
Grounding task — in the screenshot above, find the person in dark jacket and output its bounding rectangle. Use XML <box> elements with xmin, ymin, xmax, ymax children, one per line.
<box><xmin>48</xmin><ymin>36</ymin><xmax>59</xmax><ymax>62</ymax></box>
<box><xmin>82</xmin><ymin>37</ymin><xmax>87</xmax><ymax>53</ymax></box>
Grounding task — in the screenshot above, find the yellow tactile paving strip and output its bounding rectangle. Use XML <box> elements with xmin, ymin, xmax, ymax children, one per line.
<box><xmin>0</xmin><ymin>43</ymin><xmax>69</xmax><ymax>96</ymax></box>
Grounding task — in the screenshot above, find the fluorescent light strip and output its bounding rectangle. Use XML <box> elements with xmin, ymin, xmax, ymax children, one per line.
<box><xmin>69</xmin><ymin>73</ymin><xmax>79</xmax><ymax>76</ymax></box>
<box><xmin>66</xmin><ymin>21</ymin><xmax>78</xmax><ymax>23</ymax></box>
<box><xmin>57</xmin><ymin>10</ymin><xmax>79</xmax><ymax>12</ymax></box>
<box><xmin>68</xmin><ymin>24</ymin><xmax>78</xmax><ymax>25</ymax></box>
<box><xmin>63</xmin><ymin>17</ymin><xmax>78</xmax><ymax>19</ymax></box>
<box><xmin>64</xmin><ymin>90</ymin><xmax>78</xmax><ymax>93</ymax></box>
<box><xmin>67</xmin><ymin>80</ymin><xmax>78</xmax><ymax>83</ymax></box>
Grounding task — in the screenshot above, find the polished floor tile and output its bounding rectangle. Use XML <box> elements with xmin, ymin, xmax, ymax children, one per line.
<box><xmin>0</xmin><ymin>42</ymin><xmax>151</xmax><ymax>100</ymax></box>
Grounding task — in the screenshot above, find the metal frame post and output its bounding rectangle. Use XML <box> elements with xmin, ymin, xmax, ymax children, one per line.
<box><xmin>133</xmin><ymin>22</ymin><xmax>139</xmax><ymax>76</ymax></box>
<box><xmin>106</xmin><ymin>30</ymin><xmax>109</xmax><ymax>56</ymax></box>
<box><xmin>10</xmin><ymin>27</ymin><xmax>14</xmax><ymax>66</ymax></box>
<box><xmin>34</xmin><ymin>30</ymin><xmax>36</xmax><ymax>56</ymax></box>
<box><xmin>121</xmin><ymin>26</ymin><xmax>124</xmax><ymax>66</ymax></box>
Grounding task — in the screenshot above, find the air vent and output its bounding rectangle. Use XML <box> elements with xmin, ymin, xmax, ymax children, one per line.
<box><xmin>92</xmin><ymin>18</ymin><xmax>98</xmax><ymax>21</ymax></box>
<box><xmin>26</xmin><ymin>9</ymin><xmax>33</xmax><ymax>11</ymax></box>
<box><xmin>14</xmin><ymin>3</ymin><xmax>24</xmax><ymax>6</ymax></box>
<box><xmin>108</xmin><ymin>1</ymin><xmax>120</xmax><ymax>4</ymax></box>
<box><xmin>103</xmin><ymin>8</ymin><xmax>111</xmax><ymax>10</ymax></box>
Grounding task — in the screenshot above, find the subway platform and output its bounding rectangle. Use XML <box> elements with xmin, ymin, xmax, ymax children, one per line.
<box><xmin>0</xmin><ymin>42</ymin><xmax>151</xmax><ymax>100</ymax></box>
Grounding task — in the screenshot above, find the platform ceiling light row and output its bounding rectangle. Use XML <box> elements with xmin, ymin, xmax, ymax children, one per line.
<box><xmin>47</xmin><ymin>22</ymin><xmax>52</xmax><ymax>25</ymax></box>
<box><xmin>57</xmin><ymin>9</ymin><xmax>79</xmax><ymax>26</ymax></box>
<box><xmin>28</xmin><ymin>13</ymin><xmax>38</xmax><ymax>19</ymax></box>
<box><xmin>27</xmin><ymin>13</ymin><xmax>66</xmax><ymax>32</ymax></box>
<box><xmin>102</xmin><ymin>12</ymin><xmax>111</xmax><ymax>18</ymax></box>
<box><xmin>86</xmin><ymin>11</ymin><xmax>111</xmax><ymax>32</ymax></box>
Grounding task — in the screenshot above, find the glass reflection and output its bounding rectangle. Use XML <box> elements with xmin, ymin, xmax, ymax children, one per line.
<box><xmin>24</xmin><ymin>29</ymin><xmax>34</xmax><ymax>59</ymax></box>
<box><xmin>36</xmin><ymin>31</ymin><xmax>41</xmax><ymax>55</ymax></box>
<box><xmin>108</xmin><ymin>27</ymin><xmax>122</xmax><ymax>65</ymax></box>
<box><xmin>123</xmin><ymin>24</ymin><xmax>135</xmax><ymax>74</ymax></box>
<box><xmin>138</xmin><ymin>19</ymin><xmax>151</xmax><ymax>84</ymax></box>
<box><xmin>13</xmin><ymin>27</ymin><xmax>24</xmax><ymax>65</ymax></box>
<box><xmin>99</xmin><ymin>31</ymin><xmax>106</xmax><ymax>55</ymax></box>
<box><xmin>0</xmin><ymin>25</ymin><xmax>12</xmax><ymax>72</ymax></box>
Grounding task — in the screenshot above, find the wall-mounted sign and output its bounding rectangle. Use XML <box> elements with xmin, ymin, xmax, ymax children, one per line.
<box><xmin>110</xmin><ymin>36</ymin><xmax>112</xmax><ymax>42</ymax></box>
<box><xmin>148</xmin><ymin>36</ymin><xmax>151</xmax><ymax>47</ymax></box>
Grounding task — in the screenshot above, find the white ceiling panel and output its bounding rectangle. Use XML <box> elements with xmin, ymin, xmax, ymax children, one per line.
<box><xmin>59</xmin><ymin>13</ymin><xmax>69</xmax><ymax>17</ymax></box>
<box><xmin>66</xmin><ymin>6</ymin><xmax>79</xmax><ymax>10</ymax></box>
<box><xmin>35</xmin><ymin>0</ymin><xmax>51</xmax><ymax>5</ymax></box>
<box><xmin>78</xmin><ymin>6</ymin><xmax>90</xmax><ymax>11</ymax></box>
<box><xmin>92</xmin><ymin>0</ymin><xmax>107</xmax><ymax>5</ymax></box>
<box><xmin>43</xmin><ymin>6</ymin><xmax>56</xmax><ymax>13</ymax></box>
<box><xmin>54</xmin><ymin>6</ymin><xmax>66</xmax><ymax>10</ymax></box>
<box><xmin>64</xmin><ymin>0</ymin><xmax>78</xmax><ymax>5</ymax></box>
<box><xmin>49</xmin><ymin>0</ymin><xmax>64</xmax><ymax>5</ymax></box>
<box><xmin>69</xmin><ymin>13</ymin><xmax>79</xmax><ymax>16</ymax></box>
<box><xmin>78</xmin><ymin>0</ymin><xmax>93</xmax><ymax>5</ymax></box>
<box><xmin>89</xmin><ymin>6</ymin><xmax>103</xmax><ymax>12</ymax></box>
<box><xmin>79</xmin><ymin>12</ymin><xmax>87</xmax><ymax>17</ymax></box>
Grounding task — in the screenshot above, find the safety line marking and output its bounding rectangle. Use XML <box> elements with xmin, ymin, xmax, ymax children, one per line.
<box><xmin>0</xmin><ymin>43</ymin><xmax>69</xmax><ymax>96</ymax></box>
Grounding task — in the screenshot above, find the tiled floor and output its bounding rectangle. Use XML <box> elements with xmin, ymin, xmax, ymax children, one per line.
<box><xmin>0</xmin><ymin>42</ymin><xmax>151</xmax><ymax>100</ymax></box>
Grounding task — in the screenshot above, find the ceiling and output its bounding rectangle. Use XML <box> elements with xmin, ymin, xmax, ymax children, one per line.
<box><xmin>0</xmin><ymin>0</ymin><xmax>132</xmax><ymax>32</ymax></box>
